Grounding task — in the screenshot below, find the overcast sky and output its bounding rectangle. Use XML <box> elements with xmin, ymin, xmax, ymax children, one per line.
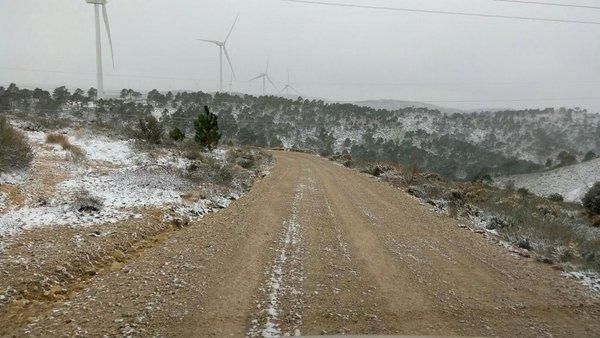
<box><xmin>1</xmin><ymin>0</ymin><xmax>600</xmax><ymax>111</ymax></box>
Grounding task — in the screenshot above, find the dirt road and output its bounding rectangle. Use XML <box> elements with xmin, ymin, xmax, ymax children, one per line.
<box><xmin>4</xmin><ymin>151</ymin><xmax>600</xmax><ymax>337</ymax></box>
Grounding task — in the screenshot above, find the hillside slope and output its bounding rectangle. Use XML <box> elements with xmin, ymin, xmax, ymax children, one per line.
<box><xmin>496</xmin><ymin>158</ymin><xmax>600</xmax><ymax>202</ymax></box>
<box><xmin>351</xmin><ymin>99</ymin><xmax>463</xmax><ymax>114</ymax></box>
<box><xmin>2</xmin><ymin>84</ymin><xmax>599</xmax><ymax>180</ymax></box>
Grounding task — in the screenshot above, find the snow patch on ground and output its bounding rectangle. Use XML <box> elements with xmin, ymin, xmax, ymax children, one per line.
<box><xmin>0</xmin><ymin>192</ymin><xmax>6</xmax><ymax>209</ymax></box>
<box><xmin>562</xmin><ymin>271</ymin><xmax>600</xmax><ymax>292</ymax></box>
<box><xmin>0</xmin><ymin>204</ymin><xmax>128</xmax><ymax>236</ymax></box>
<box><xmin>71</xmin><ymin>137</ymin><xmax>143</xmax><ymax>166</ymax></box>
<box><xmin>58</xmin><ymin>168</ymin><xmax>186</xmax><ymax>209</ymax></box>
<box><xmin>0</xmin><ymin>128</ymin><xmax>243</xmax><ymax>240</ymax></box>
<box><xmin>248</xmin><ymin>181</ymin><xmax>305</xmax><ymax>338</ymax></box>
<box><xmin>495</xmin><ymin>158</ymin><xmax>600</xmax><ymax>202</ymax></box>
<box><xmin>0</xmin><ymin>171</ymin><xmax>28</xmax><ymax>185</ymax></box>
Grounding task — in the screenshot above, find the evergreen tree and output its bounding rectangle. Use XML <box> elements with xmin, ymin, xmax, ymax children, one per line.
<box><xmin>169</xmin><ymin>127</ymin><xmax>185</xmax><ymax>142</ymax></box>
<box><xmin>583</xmin><ymin>151</ymin><xmax>598</xmax><ymax>162</ymax></box>
<box><xmin>583</xmin><ymin>182</ymin><xmax>600</xmax><ymax>216</ymax></box>
<box><xmin>87</xmin><ymin>87</ymin><xmax>97</xmax><ymax>100</ymax></box>
<box><xmin>52</xmin><ymin>86</ymin><xmax>70</xmax><ymax>105</ymax></box>
<box><xmin>194</xmin><ymin>106</ymin><xmax>221</xmax><ymax>151</ymax></box>
<box><xmin>138</xmin><ymin>116</ymin><xmax>164</xmax><ymax>144</ymax></box>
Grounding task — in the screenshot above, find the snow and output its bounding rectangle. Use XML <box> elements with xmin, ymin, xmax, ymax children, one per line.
<box><xmin>0</xmin><ymin>171</ymin><xmax>28</xmax><ymax>185</ymax></box>
<box><xmin>0</xmin><ymin>192</ymin><xmax>6</xmax><ymax>209</ymax></box>
<box><xmin>59</xmin><ymin>169</ymin><xmax>186</xmax><ymax>208</ymax></box>
<box><xmin>0</xmin><ymin>204</ymin><xmax>128</xmax><ymax>236</ymax></box>
<box><xmin>71</xmin><ymin>137</ymin><xmax>143</xmax><ymax>166</ymax></box>
<box><xmin>0</xmin><ymin>128</ymin><xmax>244</xmax><ymax>240</ymax></box>
<box><xmin>248</xmin><ymin>181</ymin><xmax>306</xmax><ymax>338</ymax></box>
<box><xmin>496</xmin><ymin>158</ymin><xmax>600</xmax><ymax>202</ymax></box>
<box><xmin>562</xmin><ymin>271</ymin><xmax>600</xmax><ymax>292</ymax></box>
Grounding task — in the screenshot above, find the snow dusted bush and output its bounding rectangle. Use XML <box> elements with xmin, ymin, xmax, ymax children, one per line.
<box><xmin>0</xmin><ymin>117</ymin><xmax>33</xmax><ymax>173</ymax></box>
<box><xmin>137</xmin><ymin>116</ymin><xmax>164</xmax><ymax>145</ymax></box>
<box><xmin>46</xmin><ymin>133</ymin><xmax>68</xmax><ymax>145</ymax></box>
<box><xmin>504</xmin><ymin>180</ymin><xmax>515</xmax><ymax>190</ymax></box>
<box><xmin>46</xmin><ymin>133</ymin><xmax>86</xmax><ymax>162</ymax></box>
<box><xmin>548</xmin><ymin>193</ymin><xmax>564</xmax><ymax>202</ymax></box>
<box><xmin>72</xmin><ymin>190</ymin><xmax>103</xmax><ymax>213</ymax></box>
<box><xmin>583</xmin><ymin>182</ymin><xmax>600</xmax><ymax>216</ymax></box>
<box><xmin>228</xmin><ymin>147</ymin><xmax>257</xmax><ymax>169</ymax></box>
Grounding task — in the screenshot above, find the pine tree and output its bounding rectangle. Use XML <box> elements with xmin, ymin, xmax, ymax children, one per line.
<box><xmin>194</xmin><ymin>106</ymin><xmax>221</xmax><ymax>151</ymax></box>
<box><xmin>169</xmin><ymin>127</ymin><xmax>185</xmax><ymax>142</ymax></box>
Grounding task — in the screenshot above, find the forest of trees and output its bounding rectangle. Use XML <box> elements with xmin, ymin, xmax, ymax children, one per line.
<box><xmin>2</xmin><ymin>83</ymin><xmax>599</xmax><ymax>180</ymax></box>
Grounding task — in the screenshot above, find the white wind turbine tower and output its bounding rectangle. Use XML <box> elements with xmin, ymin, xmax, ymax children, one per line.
<box><xmin>197</xmin><ymin>15</ymin><xmax>238</xmax><ymax>92</ymax></box>
<box><xmin>250</xmin><ymin>61</ymin><xmax>277</xmax><ymax>95</ymax></box>
<box><xmin>278</xmin><ymin>71</ymin><xmax>302</xmax><ymax>96</ymax></box>
<box><xmin>86</xmin><ymin>0</ymin><xmax>115</xmax><ymax>100</ymax></box>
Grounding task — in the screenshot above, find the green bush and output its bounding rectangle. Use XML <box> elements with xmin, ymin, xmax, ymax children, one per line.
<box><xmin>169</xmin><ymin>127</ymin><xmax>185</xmax><ymax>142</ymax></box>
<box><xmin>0</xmin><ymin>117</ymin><xmax>33</xmax><ymax>173</ymax></box>
<box><xmin>137</xmin><ymin>116</ymin><xmax>164</xmax><ymax>145</ymax></box>
<box><xmin>547</xmin><ymin>193</ymin><xmax>564</xmax><ymax>202</ymax></box>
<box><xmin>194</xmin><ymin>106</ymin><xmax>221</xmax><ymax>151</ymax></box>
<box><xmin>583</xmin><ymin>182</ymin><xmax>600</xmax><ymax>216</ymax></box>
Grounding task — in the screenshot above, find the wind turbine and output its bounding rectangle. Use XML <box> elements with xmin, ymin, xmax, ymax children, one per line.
<box><xmin>250</xmin><ymin>61</ymin><xmax>277</xmax><ymax>95</ymax></box>
<box><xmin>197</xmin><ymin>14</ymin><xmax>238</xmax><ymax>92</ymax></box>
<box><xmin>86</xmin><ymin>0</ymin><xmax>115</xmax><ymax>100</ymax></box>
<box><xmin>278</xmin><ymin>71</ymin><xmax>302</xmax><ymax>96</ymax></box>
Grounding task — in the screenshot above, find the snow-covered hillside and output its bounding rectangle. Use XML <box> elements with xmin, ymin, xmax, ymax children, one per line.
<box><xmin>0</xmin><ymin>126</ymin><xmax>259</xmax><ymax>240</ymax></box>
<box><xmin>496</xmin><ymin>158</ymin><xmax>600</xmax><ymax>202</ymax></box>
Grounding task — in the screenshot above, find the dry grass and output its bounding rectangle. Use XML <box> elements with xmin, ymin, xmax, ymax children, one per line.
<box><xmin>45</xmin><ymin>133</ymin><xmax>68</xmax><ymax>146</ymax></box>
<box><xmin>45</xmin><ymin>133</ymin><xmax>86</xmax><ymax>161</ymax></box>
<box><xmin>0</xmin><ymin>117</ymin><xmax>33</xmax><ymax>173</ymax></box>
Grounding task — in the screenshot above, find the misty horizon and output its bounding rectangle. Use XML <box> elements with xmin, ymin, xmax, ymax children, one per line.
<box><xmin>2</xmin><ymin>0</ymin><xmax>600</xmax><ymax>112</ymax></box>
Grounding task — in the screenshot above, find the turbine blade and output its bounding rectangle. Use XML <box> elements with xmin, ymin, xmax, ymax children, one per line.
<box><xmin>267</xmin><ymin>75</ymin><xmax>277</xmax><ymax>89</ymax></box>
<box><xmin>196</xmin><ymin>38</ymin><xmax>221</xmax><ymax>45</ymax></box>
<box><xmin>102</xmin><ymin>4</ymin><xmax>115</xmax><ymax>69</ymax></box>
<box><xmin>249</xmin><ymin>74</ymin><xmax>264</xmax><ymax>81</ymax></box>
<box><xmin>289</xmin><ymin>85</ymin><xmax>302</xmax><ymax>96</ymax></box>
<box><xmin>223</xmin><ymin>46</ymin><xmax>236</xmax><ymax>79</ymax></box>
<box><xmin>277</xmin><ymin>85</ymin><xmax>288</xmax><ymax>95</ymax></box>
<box><xmin>224</xmin><ymin>14</ymin><xmax>239</xmax><ymax>43</ymax></box>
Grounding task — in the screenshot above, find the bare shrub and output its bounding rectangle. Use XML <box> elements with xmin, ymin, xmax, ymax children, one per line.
<box><xmin>0</xmin><ymin>117</ymin><xmax>33</xmax><ymax>173</ymax></box>
<box><xmin>46</xmin><ymin>133</ymin><xmax>86</xmax><ymax>161</ymax></box>
<box><xmin>72</xmin><ymin>190</ymin><xmax>103</xmax><ymax>213</ymax></box>
<box><xmin>45</xmin><ymin>133</ymin><xmax>68</xmax><ymax>146</ymax></box>
<box><xmin>228</xmin><ymin>147</ymin><xmax>257</xmax><ymax>169</ymax></box>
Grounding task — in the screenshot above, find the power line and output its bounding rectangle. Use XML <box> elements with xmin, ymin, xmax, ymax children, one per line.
<box><xmin>0</xmin><ymin>67</ymin><xmax>217</xmax><ymax>83</ymax></box>
<box><xmin>282</xmin><ymin>0</ymin><xmax>600</xmax><ymax>25</ymax></box>
<box><xmin>494</xmin><ymin>0</ymin><xmax>600</xmax><ymax>10</ymax></box>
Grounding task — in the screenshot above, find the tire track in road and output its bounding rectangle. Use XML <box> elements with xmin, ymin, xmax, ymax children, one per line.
<box><xmin>298</xmin><ymin>168</ymin><xmax>390</xmax><ymax>335</ymax></box>
<box><xmin>247</xmin><ymin>171</ymin><xmax>309</xmax><ymax>337</ymax></box>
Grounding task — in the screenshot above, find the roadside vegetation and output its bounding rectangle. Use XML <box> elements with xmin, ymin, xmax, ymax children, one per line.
<box><xmin>45</xmin><ymin>133</ymin><xmax>86</xmax><ymax>161</ymax></box>
<box><xmin>0</xmin><ymin>116</ymin><xmax>33</xmax><ymax>173</ymax></box>
<box><xmin>330</xmin><ymin>153</ymin><xmax>600</xmax><ymax>274</ymax></box>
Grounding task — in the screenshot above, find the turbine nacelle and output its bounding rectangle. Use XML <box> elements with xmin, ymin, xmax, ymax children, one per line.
<box><xmin>86</xmin><ymin>0</ymin><xmax>107</xmax><ymax>3</ymax></box>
